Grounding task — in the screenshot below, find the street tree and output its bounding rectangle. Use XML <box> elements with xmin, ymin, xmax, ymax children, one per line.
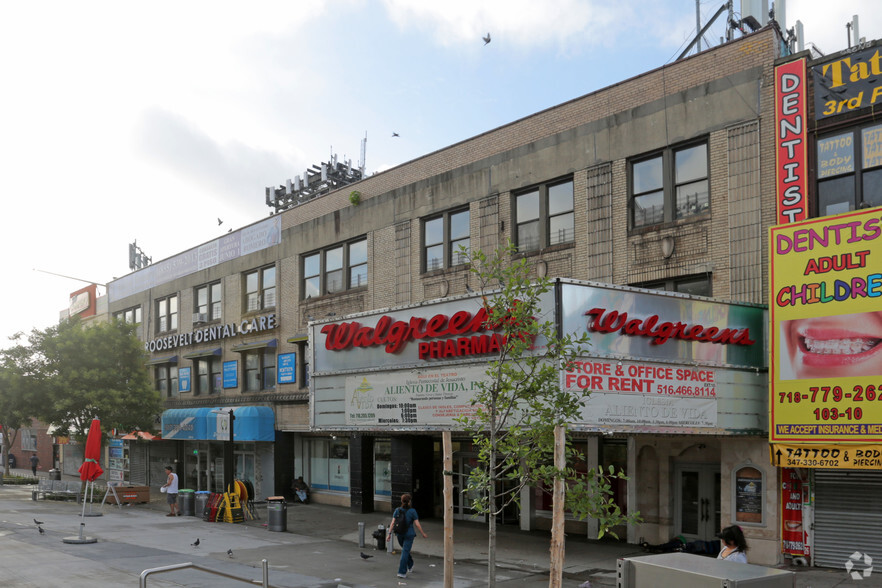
<box><xmin>0</xmin><ymin>334</ymin><xmax>45</xmax><ymax>476</ymax></box>
<box><xmin>454</xmin><ymin>242</ymin><xmax>639</xmax><ymax>587</ymax></box>
<box><xmin>26</xmin><ymin>317</ymin><xmax>160</xmax><ymax>442</ymax></box>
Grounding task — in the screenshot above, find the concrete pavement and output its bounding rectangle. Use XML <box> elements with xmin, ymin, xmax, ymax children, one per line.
<box><xmin>1</xmin><ymin>472</ymin><xmax>879</xmax><ymax>587</ymax></box>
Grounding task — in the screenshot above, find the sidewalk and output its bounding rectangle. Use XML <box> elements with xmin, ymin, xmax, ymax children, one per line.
<box><xmin>4</xmin><ymin>468</ymin><xmax>879</xmax><ymax>587</ymax></box>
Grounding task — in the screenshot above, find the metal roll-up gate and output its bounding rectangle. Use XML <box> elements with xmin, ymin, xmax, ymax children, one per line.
<box><xmin>129</xmin><ymin>444</ymin><xmax>148</xmax><ymax>485</ymax></box>
<box><xmin>813</xmin><ymin>469</ymin><xmax>882</xmax><ymax>568</ymax></box>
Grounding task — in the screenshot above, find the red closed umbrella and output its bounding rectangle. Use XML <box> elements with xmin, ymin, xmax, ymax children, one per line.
<box><xmin>78</xmin><ymin>419</ymin><xmax>104</xmax><ymax>482</ymax></box>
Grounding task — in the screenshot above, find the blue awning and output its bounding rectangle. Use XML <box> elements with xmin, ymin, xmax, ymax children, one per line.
<box><xmin>145</xmin><ymin>355</ymin><xmax>178</xmax><ymax>366</ymax></box>
<box><xmin>232</xmin><ymin>338</ymin><xmax>277</xmax><ymax>352</ymax></box>
<box><xmin>161</xmin><ymin>408</ymin><xmax>211</xmax><ymax>440</ymax></box>
<box><xmin>182</xmin><ymin>347</ymin><xmax>222</xmax><ymax>360</ymax></box>
<box><xmin>161</xmin><ymin>406</ymin><xmax>275</xmax><ymax>442</ymax></box>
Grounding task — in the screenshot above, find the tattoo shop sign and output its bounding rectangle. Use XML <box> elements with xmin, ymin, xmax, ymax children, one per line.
<box><xmin>565</xmin><ymin>358</ymin><xmax>718</xmax><ymax>428</ymax></box>
<box><xmin>345</xmin><ymin>365</ymin><xmax>487</xmax><ymax>426</ymax></box>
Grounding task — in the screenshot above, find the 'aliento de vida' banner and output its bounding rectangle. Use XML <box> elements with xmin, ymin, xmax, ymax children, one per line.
<box><xmin>564</xmin><ymin>358</ymin><xmax>717</xmax><ymax>428</ymax></box>
<box><xmin>770</xmin><ymin>208</ymin><xmax>882</xmax><ymax>448</ymax></box>
<box><xmin>345</xmin><ymin>365</ymin><xmax>487</xmax><ymax>426</ymax></box>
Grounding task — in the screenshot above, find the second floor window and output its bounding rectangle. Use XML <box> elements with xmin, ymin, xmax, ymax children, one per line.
<box><xmin>303</xmin><ymin>238</ymin><xmax>367</xmax><ymax>299</ymax></box>
<box><xmin>195</xmin><ymin>282</ymin><xmax>222</xmax><ymax>322</ymax></box>
<box><xmin>636</xmin><ymin>274</ymin><xmax>712</xmax><ymax>298</ymax></box>
<box><xmin>195</xmin><ymin>357</ymin><xmax>221</xmax><ymax>395</ymax></box>
<box><xmin>515</xmin><ymin>179</ymin><xmax>574</xmax><ymax>252</ymax></box>
<box><xmin>423</xmin><ymin>208</ymin><xmax>470</xmax><ymax>271</ymax></box>
<box><xmin>245</xmin><ymin>266</ymin><xmax>276</xmax><ymax>312</ymax></box>
<box><xmin>632</xmin><ymin>141</ymin><xmax>708</xmax><ymax>228</ymax></box>
<box><xmin>243</xmin><ymin>348</ymin><xmax>276</xmax><ymax>392</ymax></box>
<box><xmin>155</xmin><ymin>365</ymin><xmax>179</xmax><ymax>398</ymax></box>
<box><xmin>155</xmin><ymin>295</ymin><xmax>178</xmax><ymax>334</ymax></box>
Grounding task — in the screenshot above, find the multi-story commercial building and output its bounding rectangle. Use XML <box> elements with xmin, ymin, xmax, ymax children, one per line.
<box><xmin>108</xmin><ymin>24</ymin><xmax>797</xmax><ymax>564</ymax></box>
<box><xmin>769</xmin><ymin>37</ymin><xmax>882</xmax><ymax>568</ymax></box>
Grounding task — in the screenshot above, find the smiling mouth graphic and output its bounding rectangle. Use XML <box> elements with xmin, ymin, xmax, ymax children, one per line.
<box><xmin>802</xmin><ymin>336</ymin><xmax>880</xmax><ymax>355</ymax></box>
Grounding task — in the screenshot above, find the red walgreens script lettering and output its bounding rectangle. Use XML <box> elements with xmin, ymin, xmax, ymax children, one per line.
<box><xmin>321</xmin><ymin>308</ymin><xmax>494</xmax><ymax>354</ymax></box>
<box><xmin>584</xmin><ymin>307</ymin><xmax>755</xmax><ymax>346</ymax></box>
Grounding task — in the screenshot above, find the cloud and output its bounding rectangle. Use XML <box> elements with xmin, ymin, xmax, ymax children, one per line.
<box><xmin>135</xmin><ymin>107</ymin><xmax>295</xmax><ymax>208</ymax></box>
<box><xmin>381</xmin><ymin>0</ymin><xmax>626</xmax><ymax>51</ymax></box>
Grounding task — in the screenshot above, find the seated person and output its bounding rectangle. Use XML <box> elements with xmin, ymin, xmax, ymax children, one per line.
<box><xmin>291</xmin><ymin>476</ymin><xmax>310</xmax><ymax>503</ymax></box>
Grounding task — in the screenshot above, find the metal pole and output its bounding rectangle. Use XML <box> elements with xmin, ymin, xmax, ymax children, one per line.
<box><xmin>358</xmin><ymin>521</ymin><xmax>365</xmax><ymax>548</ymax></box>
<box><xmin>695</xmin><ymin>0</ymin><xmax>702</xmax><ymax>52</ymax></box>
<box><xmin>443</xmin><ymin>431</ymin><xmax>454</xmax><ymax>588</ymax></box>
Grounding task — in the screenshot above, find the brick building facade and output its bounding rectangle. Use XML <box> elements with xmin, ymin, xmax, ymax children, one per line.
<box><xmin>108</xmin><ymin>26</ymin><xmax>790</xmax><ymax>564</ymax></box>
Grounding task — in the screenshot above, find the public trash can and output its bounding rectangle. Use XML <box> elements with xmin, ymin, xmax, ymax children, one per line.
<box><xmin>178</xmin><ymin>489</ymin><xmax>195</xmax><ymax>516</ymax></box>
<box><xmin>195</xmin><ymin>491</ymin><xmax>210</xmax><ymax>518</ymax></box>
<box><xmin>267</xmin><ymin>496</ymin><xmax>287</xmax><ymax>532</ymax></box>
<box><xmin>49</xmin><ymin>469</ymin><xmax>61</xmax><ymax>481</ymax></box>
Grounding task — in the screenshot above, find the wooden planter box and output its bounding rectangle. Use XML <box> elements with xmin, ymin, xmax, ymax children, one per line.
<box><xmin>106</xmin><ymin>485</ymin><xmax>150</xmax><ymax>504</ymax></box>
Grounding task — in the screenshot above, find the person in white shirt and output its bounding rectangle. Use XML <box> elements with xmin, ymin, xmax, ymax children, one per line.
<box><xmin>716</xmin><ymin>525</ymin><xmax>748</xmax><ymax>563</ymax></box>
<box><xmin>161</xmin><ymin>465</ymin><xmax>180</xmax><ymax>517</ymax></box>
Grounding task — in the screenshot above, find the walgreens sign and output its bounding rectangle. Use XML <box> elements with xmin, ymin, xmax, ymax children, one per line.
<box><xmin>320</xmin><ymin>308</ymin><xmax>505</xmax><ymax>358</ymax></box>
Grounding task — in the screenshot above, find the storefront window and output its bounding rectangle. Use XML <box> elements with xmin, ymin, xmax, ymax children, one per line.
<box><xmin>329</xmin><ymin>438</ymin><xmax>350</xmax><ymax>492</ymax></box>
<box><xmin>310</xmin><ymin>440</ymin><xmax>329</xmax><ymax>490</ymax></box>
<box><xmin>533</xmin><ymin>441</ymin><xmax>590</xmax><ymax>513</ymax></box>
<box><xmin>375</xmin><ymin>440</ymin><xmax>391</xmax><ymax>496</ymax></box>
<box><xmin>308</xmin><ymin>437</ymin><xmax>351</xmax><ymax>493</ymax></box>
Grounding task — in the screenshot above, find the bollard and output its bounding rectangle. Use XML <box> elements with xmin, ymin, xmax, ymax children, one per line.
<box><xmin>358</xmin><ymin>522</ymin><xmax>365</xmax><ymax>548</ymax></box>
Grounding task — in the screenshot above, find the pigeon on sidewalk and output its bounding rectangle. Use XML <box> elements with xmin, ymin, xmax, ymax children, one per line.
<box><xmin>191</xmin><ymin>538</ymin><xmax>200</xmax><ymax>547</ymax></box>
<box><xmin>360</xmin><ymin>552</ymin><xmax>373</xmax><ymax>560</ymax></box>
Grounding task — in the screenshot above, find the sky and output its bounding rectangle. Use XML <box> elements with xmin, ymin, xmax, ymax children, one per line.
<box><xmin>1</xmin><ymin>0</ymin><xmax>879</xmax><ymax>346</ymax></box>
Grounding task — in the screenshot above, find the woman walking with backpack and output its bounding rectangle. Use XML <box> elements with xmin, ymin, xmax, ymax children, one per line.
<box><xmin>387</xmin><ymin>493</ymin><xmax>427</xmax><ymax>579</ymax></box>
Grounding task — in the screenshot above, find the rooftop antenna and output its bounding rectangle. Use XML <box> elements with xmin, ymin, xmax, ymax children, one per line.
<box><xmin>359</xmin><ymin>131</ymin><xmax>367</xmax><ymax>176</ymax></box>
<box><xmin>847</xmin><ymin>15</ymin><xmax>861</xmax><ymax>49</ymax></box>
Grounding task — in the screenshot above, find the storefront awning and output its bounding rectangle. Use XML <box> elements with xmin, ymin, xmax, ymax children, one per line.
<box><xmin>287</xmin><ymin>333</ymin><xmax>308</xmax><ymax>343</ymax></box>
<box><xmin>121</xmin><ymin>430</ymin><xmax>160</xmax><ymax>441</ymax></box>
<box><xmin>232</xmin><ymin>338</ymin><xmax>277</xmax><ymax>352</ymax></box>
<box><xmin>182</xmin><ymin>347</ymin><xmax>222</xmax><ymax>360</ymax></box>
<box><xmin>161</xmin><ymin>406</ymin><xmax>275</xmax><ymax>441</ymax></box>
<box><xmin>145</xmin><ymin>355</ymin><xmax>178</xmax><ymax>366</ymax></box>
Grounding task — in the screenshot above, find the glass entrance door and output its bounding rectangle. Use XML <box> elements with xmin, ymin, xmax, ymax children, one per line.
<box><xmin>452</xmin><ymin>455</ymin><xmax>485</xmax><ymax>522</ymax></box>
<box><xmin>674</xmin><ymin>463</ymin><xmax>720</xmax><ymax>541</ymax></box>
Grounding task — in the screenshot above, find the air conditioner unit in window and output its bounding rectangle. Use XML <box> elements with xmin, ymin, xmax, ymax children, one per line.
<box><xmin>193</xmin><ymin>312</ymin><xmax>208</xmax><ymax>324</ymax></box>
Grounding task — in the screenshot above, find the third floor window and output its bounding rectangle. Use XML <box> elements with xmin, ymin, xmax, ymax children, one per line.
<box><xmin>631</xmin><ymin>141</ymin><xmax>708</xmax><ymax>228</ymax></box>
<box><xmin>155</xmin><ymin>295</ymin><xmax>178</xmax><ymax>334</ymax></box>
<box><xmin>303</xmin><ymin>238</ymin><xmax>367</xmax><ymax>299</ymax></box>
<box><xmin>194</xmin><ymin>282</ymin><xmax>222</xmax><ymax>322</ymax></box>
<box><xmin>423</xmin><ymin>208</ymin><xmax>470</xmax><ymax>271</ymax></box>
<box><xmin>245</xmin><ymin>265</ymin><xmax>276</xmax><ymax>312</ymax></box>
<box><xmin>816</xmin><ymin>124</ymin><xmax>882</xmax><ymax>217</ymax></box>
<box><xmin>515</xmin><ymin>178</ymin><xmax>574</xmax><ymax>252</ymax></box>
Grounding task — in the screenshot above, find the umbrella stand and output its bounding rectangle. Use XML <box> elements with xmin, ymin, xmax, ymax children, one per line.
<box><xmin>83</xmin><ymin>480</ymin><xmax>103</xmax><ymax>517</ymax></box>
<box><xmin>64</xmin><ymin>419</ymin><xmax>103</xmax><ymax>544</ymax></box>
<box><xmin>63</xmin><ymin>483</ymin><xmax>99</xmax><ymax>544</ymax></box>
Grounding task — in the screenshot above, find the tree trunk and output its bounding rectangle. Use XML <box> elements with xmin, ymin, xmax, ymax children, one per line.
<box><xmin>443</xmin><ymin>431</ymin><xmax>454</xmax><ymax>588</ymax></box>
<box><xmin>549</xmin><ymin>424</ymin><xmax>566</xmax><ymax>588</ymax></box>
<box><xmin>488</xmin><ymin>405</ymin><xmax>498</xmax><ymax>586</ymax></box>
